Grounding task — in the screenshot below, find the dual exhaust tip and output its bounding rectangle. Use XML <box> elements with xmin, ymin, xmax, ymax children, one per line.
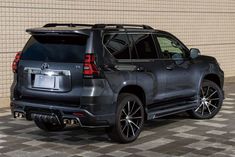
<box><xmin>14</xmin><ymin>111</ymin><xmax>25</xmax><ymax>118</ymax></box>
<box><xmin>14</xmin><ymin>112</ymin><xmax>79</xmax><ymax>126</ymax></box>
<box><xmin>63</xmin><ymin>118</ymin><xmax>79</xmax><ymax>126</ymax></box>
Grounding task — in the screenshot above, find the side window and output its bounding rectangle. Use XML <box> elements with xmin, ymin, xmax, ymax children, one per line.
<box><xmin>103</xmin><ymin>33</ymin><xmax>130</xmax><ymax>59</ymax></box>
<box><xmin>131</xmin><ymin>34</ymin><xmax>158</xmax><ymax>59</ymax></box>
<box><xmin>156</xmin><ymin>35</ymin><xmax>188</xmax><ymax>59</ymax></box>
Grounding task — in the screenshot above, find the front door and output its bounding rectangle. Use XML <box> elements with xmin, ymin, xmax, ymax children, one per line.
<box><xmin>153</xmin><ymin>33</ymin><xmax>197</xmax><ymax>101</ymax></box>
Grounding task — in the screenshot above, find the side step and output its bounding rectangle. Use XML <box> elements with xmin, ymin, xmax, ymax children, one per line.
<box><xmin>147</xmin><ymin>102</ymin><xmax>198</xmax><ymax>120</ymax></box>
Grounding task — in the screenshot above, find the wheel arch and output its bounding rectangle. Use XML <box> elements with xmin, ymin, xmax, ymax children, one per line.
<box><xmin>118</xmin><ymin>85</ymin><xmax>146</xmax><ymax>106</ymax></box>
<box><xmin>203</xmin><ymin>73</ymin><xmax>221</xmax><ymax>88</ymax></box>
<box><xmin>196</xmin><ymin>73</ymin><xmax>222</xmax><ymax>97</ymax></box>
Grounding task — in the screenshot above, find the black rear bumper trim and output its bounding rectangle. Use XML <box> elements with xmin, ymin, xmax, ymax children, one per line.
<box><xmin>11</xmin><ymin>100</ymin><xmax>112</xmax><ymax>128</ymax></box>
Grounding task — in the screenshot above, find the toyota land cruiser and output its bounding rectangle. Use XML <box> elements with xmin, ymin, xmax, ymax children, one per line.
<box><xmin>10</xmin><ymin>23</ymin><xmax>224</xmax><ymax>143</ymax></box>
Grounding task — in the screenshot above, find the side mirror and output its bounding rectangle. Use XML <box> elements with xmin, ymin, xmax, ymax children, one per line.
<box><xmin>190</xmin><ymin>48</ymin><xmax>200</xmax><ymax>59</ymax></box>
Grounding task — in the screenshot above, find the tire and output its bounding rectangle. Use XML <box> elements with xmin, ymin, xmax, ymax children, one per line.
<box><xmin>34</xmin><ymin>119</ymin><xmax>65</xmax><ymax>132</ymax></box>
<box><xmin>106</xmin><ymin>93</ymin><xmax>144</xmax><ymax>143</ymax></box>
<box><xmin>188</xmin><ymin>80</ymin><xmax>223</xmax><ymax>119</ymax></box>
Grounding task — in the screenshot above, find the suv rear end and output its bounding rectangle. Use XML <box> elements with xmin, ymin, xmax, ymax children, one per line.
<box><xmin>11</xmin><ymin>24</ymin><xmax>115</xmax><ymax>129</ymax></box>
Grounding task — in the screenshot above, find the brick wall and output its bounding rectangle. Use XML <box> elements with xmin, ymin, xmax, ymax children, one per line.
<box><xmin>0</xmin><ymin>0</ymin><xmax>235</xmax><ymax>98</ymax></box>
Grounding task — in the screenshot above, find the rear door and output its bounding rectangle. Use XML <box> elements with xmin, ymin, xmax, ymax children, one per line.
<box><xmin>18</xmin><ymin>34</ymin><xmax>89</xmax><ymax>104</ymax></box>
<box><xmin>102</xmin><ymin>32</ymin><xmax>137</xmax><ymax>93</ymax></box>
<box><xmin>128</xmin><ymin>32</ymin><xmax>167</xmax><ymax>104</ymax></box>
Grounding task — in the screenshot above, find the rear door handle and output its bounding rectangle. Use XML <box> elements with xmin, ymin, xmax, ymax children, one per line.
<box><xmin>136</xmin><ymin>66</ymin><xmax>145</xmax><ymax>72</ymax></box>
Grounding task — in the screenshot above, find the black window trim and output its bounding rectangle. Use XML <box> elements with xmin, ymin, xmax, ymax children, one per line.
<box><xmin>102</xmin><ymin>31</ymin><xmax>191</xmax><ymax>63</ymax></box>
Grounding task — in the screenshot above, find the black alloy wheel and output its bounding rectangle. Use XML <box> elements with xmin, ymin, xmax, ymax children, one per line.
<box><xmin>107</xmin><ymin>93</ymin><xmax>144</xmax><ymax>143</ymax></box>
<box><xmin>189</xmin><ymin>80</ymin><xmax>223</xmax><ymax>119</ymax></box>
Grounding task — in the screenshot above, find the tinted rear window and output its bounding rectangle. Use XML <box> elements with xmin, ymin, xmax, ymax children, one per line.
<box><xmin>103</xmin><ymin>33</ymin><xmax>130</xmax><ymax>59</ymax></box>
<box><xmin>131</xmin><ymin>34</ymin><xmax>158</xmax><ymax>59</ymax></box>
<box><xmin>21</xmin><ymin>35</ymin><xmax>88</xmax><ymax>63</ymax></box>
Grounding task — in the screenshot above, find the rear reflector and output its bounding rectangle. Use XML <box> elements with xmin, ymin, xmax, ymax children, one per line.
<box><xmin>73</xmin><ymin>112</ymin><xmax>85</xmax><ymax>117</ymax></box>
<box><xmin>12</xmin><ymin>51</ymin><xmax>22</xmax><ymax>73</ymax></box>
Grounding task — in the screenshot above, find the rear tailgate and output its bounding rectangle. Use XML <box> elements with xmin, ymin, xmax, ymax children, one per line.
<box><xmin>17</xmin><ymin>34</ymin><xmax>88</xmax><ymax>104</ymax></box>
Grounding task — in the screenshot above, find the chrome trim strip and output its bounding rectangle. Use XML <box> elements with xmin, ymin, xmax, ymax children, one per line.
<box><xmin>24</xmin><ymin>67</ymin><xmax>71</xmax><ymax>76</ymax></box>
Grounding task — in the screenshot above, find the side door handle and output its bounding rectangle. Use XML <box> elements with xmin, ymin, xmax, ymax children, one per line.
<box><xmin>166</xmin><ymin>63</ymin><xmax>176</xmax><ymax>70</ymax></box>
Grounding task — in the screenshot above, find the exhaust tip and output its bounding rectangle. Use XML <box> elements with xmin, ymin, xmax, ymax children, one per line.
<box><xmin>63</xmin><ymin>119</ymin><xmax>70</xmax><ymax>124</ymax></box>
<box><xmin>63</xmin><ymin>118</ymin><xmax>79</xmax><ymax>126</ymax></box>
<box><xmin>14</xmin><ymin>111</ymin><xmax>25</xmax><ymax>119</ymax></box>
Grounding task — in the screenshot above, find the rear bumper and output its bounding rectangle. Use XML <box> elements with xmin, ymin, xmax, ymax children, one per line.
<box><xmin>11</xmin><ymin>100</ymin><xmax>115</xmax><ymax>128</ymax></box>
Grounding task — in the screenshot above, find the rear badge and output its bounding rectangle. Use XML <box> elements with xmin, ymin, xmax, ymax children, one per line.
<box><xmin>75</xmin><ymin>65</ymin><xmax>81</xmax><ymax>69</ymax></box>
<box><xmin>41</xmin><ymin>63</ymin><xmax>49</xmax><ymax>70</ymax></box>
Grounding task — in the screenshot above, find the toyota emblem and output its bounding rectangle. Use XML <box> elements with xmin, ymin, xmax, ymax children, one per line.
<box><xmin>41</xmin><ymin>63</ymin><xmax>49</xmax><ymax>70</ymax></box>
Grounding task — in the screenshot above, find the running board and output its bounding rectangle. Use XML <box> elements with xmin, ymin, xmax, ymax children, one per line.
<box><xmin>147</xmin><ymin>102</ymin><xmax>197</xmax><ymax>120</ymax></box>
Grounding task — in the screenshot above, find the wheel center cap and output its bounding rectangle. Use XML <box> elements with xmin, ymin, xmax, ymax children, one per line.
<box><xmin>201</xmin><ymin>97</ymin><xmax>208</xmax><ymax>104</ymax></box>
<box><xmin>126</xmin><ymin>116</ymin><xmax>132</xmax><ymax>123</ymax></box>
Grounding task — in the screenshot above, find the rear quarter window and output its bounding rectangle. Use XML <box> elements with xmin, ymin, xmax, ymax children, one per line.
<box><xmin>103</xmin><ymin>33</ymin><xmax>130</xmax><ymax>59</ymax></box>
<box><xmin>21</xmin><ymin>35</ymin><xmax>88</xmax><ymax>63</ymax></box>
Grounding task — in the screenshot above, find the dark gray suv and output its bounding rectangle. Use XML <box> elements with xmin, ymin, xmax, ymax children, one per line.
<box><xmin>11</xmin><ymin>23</ymin><xmax>224</xmax><ymax>143</ymax></box>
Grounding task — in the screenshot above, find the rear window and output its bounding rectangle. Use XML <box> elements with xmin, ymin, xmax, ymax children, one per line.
<box><xmin>21</xmin><ymin>35</ymin><xmax>88</xmax><ymax>63</ymax></box>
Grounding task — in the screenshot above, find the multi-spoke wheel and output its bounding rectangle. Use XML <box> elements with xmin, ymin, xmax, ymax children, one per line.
<box><xmin>107</xmin><ymin>93</ymin><xmax>144</xmax><ymax>143</ymax></box>
<box><xmin>188</xmin><ymin>80</ymin><xmax>223</xmax><ymax>119</ymax></box>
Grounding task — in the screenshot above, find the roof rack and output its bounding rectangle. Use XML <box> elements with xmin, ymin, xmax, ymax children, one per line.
<box><xmin>43</xmin><ymin>23</ymin><xmax>153</xmax><ymax>30</ymax></box>
<box><xmin>43</xmin><ymin>23</ymin><xmax>93</xmax><ymax>28</ymax></box>
<box><xmin>93</xmin><ymin>24</ymin><xmax>153</xmax><ymax>29</ymax></box>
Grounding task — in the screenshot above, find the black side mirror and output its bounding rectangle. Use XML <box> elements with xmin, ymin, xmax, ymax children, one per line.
<box><xmin>190</xmin><ymin>48</ymin><xmax>200</xmax><ymax>59</ymax></box>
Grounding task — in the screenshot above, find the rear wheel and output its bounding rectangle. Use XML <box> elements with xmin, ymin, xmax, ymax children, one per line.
<box><xmin>34</xmin><ymin>119</ymin><xmax>65</xmax><ymax>132</ymax></box>
<box><xmin>188</xmin><ymin>80</ymin><xmax>223</xmax><ymax>119</ymax></box>
<box><xmin>107</xmin><ymin>93</ymin><xmax>144</xmax><ymax>143</ymax></box>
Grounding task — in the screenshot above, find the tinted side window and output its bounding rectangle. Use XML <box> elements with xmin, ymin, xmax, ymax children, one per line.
<box><xmin>156</xmin><ymin>35</ymin><xmax>188</xmax><ymax>59</ymax></box>
<box><xmin>131</xmin><ymin>34</ymin><xmax>158</xmax><ymax>59</ymax></box>
<box><xmin>103</xmin><ymin>33</ymin><xmax>130</xmax><ymax>59</ymax></box>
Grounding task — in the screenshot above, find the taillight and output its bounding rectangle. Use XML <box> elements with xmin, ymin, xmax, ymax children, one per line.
<box><xmin>12</xmin><ymin>51</ymin><xmax>22</xmax><ymax>73</ymax></box>
<box><xmin>83</xmin><ymin>54</ymin><xmax>100</xmax><ymax>78</ymax></box>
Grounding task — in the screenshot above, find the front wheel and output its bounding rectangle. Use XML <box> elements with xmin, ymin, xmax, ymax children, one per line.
<box><xmin>107</xmin><ymin>93</ymin><xmax>144</xmax><ymax>143</ymax></box>
<box><xmin>188</xmin><ymin>80</ymin><xmax>223</xmax><ymax>119</ymax></box>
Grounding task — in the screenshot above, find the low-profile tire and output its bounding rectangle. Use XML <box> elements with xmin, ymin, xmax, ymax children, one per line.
<box><xmin>107</xmin><ymin>93</ymin><xmax>144</xmax><ymax>143</ymax></box>
<box><xmin>34</xmin><ymin>119</ymin><xmax>65</xmax><ymax>132</ymax></box>
<box><xmin>188</xmin><ymin>80</ymin><xmax>223</xmax><ymax>119</ymax></box>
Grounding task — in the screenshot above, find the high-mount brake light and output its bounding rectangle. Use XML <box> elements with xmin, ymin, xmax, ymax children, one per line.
<box><xmin>83</xmin><ymin>54</ymin><xmax>100</xmax><ymax>78</ymax></box>
<box><xmin>12</xmin><ymin>52</ymin><xmax>22</xmax><ymax>73</ymax></box>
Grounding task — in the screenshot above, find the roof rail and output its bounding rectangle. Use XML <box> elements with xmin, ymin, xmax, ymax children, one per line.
<box><xmin>43</xmin><ymin>23</ymin><xmax>93</xmax><ymax>28</ymax></box>
<box><xmin>42</xmin><ymin>23</ymin><xmax>154</xmax><ymax>30</ymax></box>
<box><xmin>93</xmin><ymin>24</ymin><xmax>153</xmax><ymax>29</ymax></box>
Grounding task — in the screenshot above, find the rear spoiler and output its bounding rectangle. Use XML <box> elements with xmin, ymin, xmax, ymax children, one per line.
<box><xmin>26</xmin><ymin>27</ymin><xmax>89</xmax><ymax>36</ymax></box>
